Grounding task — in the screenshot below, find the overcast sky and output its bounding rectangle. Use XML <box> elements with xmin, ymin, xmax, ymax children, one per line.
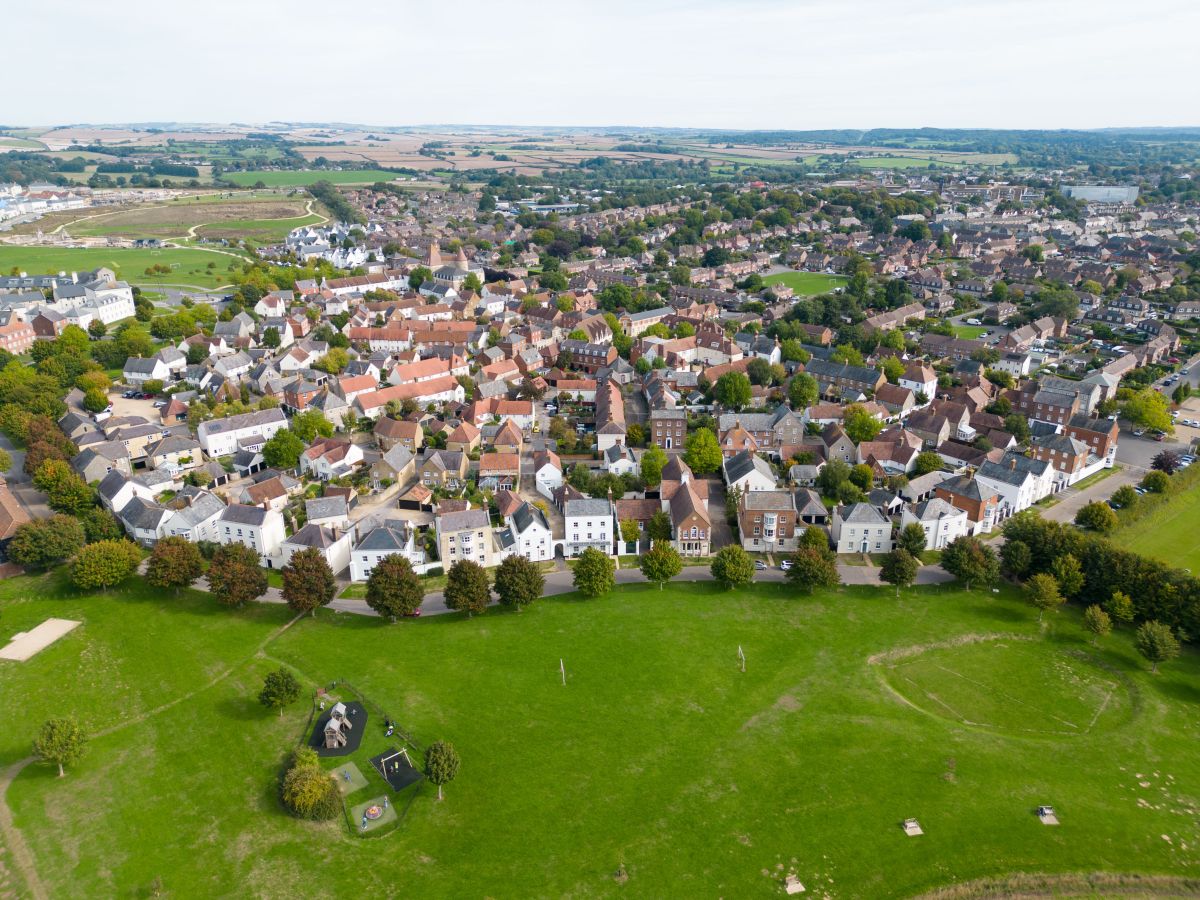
<box><xmin>9</xmin><ymin>0</ymin><xmax>1198</xmax><ymax>130</ymax></box>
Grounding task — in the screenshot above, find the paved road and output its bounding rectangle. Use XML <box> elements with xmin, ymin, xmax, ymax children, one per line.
<box><xmin>0</xmin><ymin>432</ymin><xmax>51</xmax><ymax>520</ymax></box>
<box><xmin>1038</xmin><ymin>467</ymin><xmax>1141</xmax><ymax>525</ymax></box>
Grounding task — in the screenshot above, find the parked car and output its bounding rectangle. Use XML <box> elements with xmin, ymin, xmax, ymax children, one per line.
<box><xmin>780</xmin><ymin>559</ymin><xmax>793</xmax><ymax>571</ymax></box>
<box><xmin>754</xmin><ymin>560</ymin><xmax>767</xmax><ymax>570</ymax></box>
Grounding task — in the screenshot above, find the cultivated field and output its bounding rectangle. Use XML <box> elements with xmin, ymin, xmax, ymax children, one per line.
<box><xmin>2</xmin><ymin>574</ymin><xmax>1197</xmax><ymax>898</ymax></box>
<box><xmin>222</xmin><ymin>169</ymin><xmax>406</xmax><ymax>187</ymax></box>
<box><xmin>762</xmin><ymin>271</ymin><xmax>848</xmax><ymax>295</ymax></box>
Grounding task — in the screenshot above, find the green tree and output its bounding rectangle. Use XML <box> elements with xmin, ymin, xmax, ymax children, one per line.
<box><xmin>640</xmin><ymin>540</ymin><xmax>682</xmax><ymax>590</ymax></box>
<box><xmin>364</xmin><ymin>555</ymin><xmax>424</xmax><ymax>621</ymax></box>
<box><xmin>290</xmin><ymin>410</ymin><xmax>334</xmax><ymax>442</ymax></box>
<box><xmin>258</xmin><ymin>667</ymin><xmax>302</xmax><ymax>717</ymax></box>
<box><xmin>208</xmin><ymin>543</ymin><xmax>268</xmax><ymax>608</ymax></box>
<box><xmin>1110</xmin><ymin>485</ymin><xmax>1137</xmax><ymax>509</ymax></box>
<box><xmin>1122</xmin><ymin>388</ymin><xmax>1173</xmax><ymax>435</ymax></box>
<box><xmin>1104</xmin><ymin>590</ymin><xmax>1135</xmax><ymax>626</ymax></box>
<box><xmin>848</xmin><ymin>463</ymin><xmax>874</xmax><ymax>492</ymax></box>
<box><xmin>1000</xmin><ymin>539</ymin><xmax>1032</xmax><ymax>579</ymax></box>
<box><xmin>572</xmin><ymin>546</ymin><xmax>615</xmax><ymax>598</ymax></box>
<box><xmin>1050</xmin><ymin>553</ymin><xmax>1084</xmax><ymax>599</ymax></box>
<box><xmin>281</xmin><ymin>752</ymin><xmax>340</xmax><ymax>820</ymax></box>
<box><xmin>787</xmin><ymin>546</ymin><xmax>839</xmax><ymax>593</ymax></box>
<box><xmin>896</xmin><ymin>522</ymin><xmax>928</xmax><ymax>558</ymax></box>
<box><xmin>1026</xmin><ymin>572</ymin><xmax>1063</xmax><ymax>621</ymax></box>
<box><xmin>261</xmin><ymin>327</ymin><xmax>281</xmax><ymax>349</ymax></box>
<box><xmin>282</xmin><ymin>547</ymin><xmax>337</xmax><ymax>617</ymax></box>
<box><xmin>1074</xmin><ymin>501</ymin><xmax>1118</xmax><ymax>532</ymax></box>
<box><xmin>710</xmin><ymin>544</ymin><xmax>754</xmax><ymax>589</ymax></box>
<box><xmin>70</xmin><ymin>539</ymin><xmax>141</xmax><ymax>591</ymax></box>
<box><xmin>799</xmin><ymin>526</ymin><xmax>829</xmax><ymax>550</ymax></box>
<box><xmin>1135</xmin><ymin>621</ymin><xmax>1180</xmax><ymax>673</ymax></box>
<box><xmin>6</xmin><ymin>514</ymin><xmax>85</xmax><ymax>569</ymax></box>
<box><xmin>619</xmin><ymin>518</ymin><xmax>641</xmax><ymax>549</ymax></box>
<box><xmin>493</xmin><ymin>554</ymin><xmax>544</xmax><ymax>611</ymax></box>
<box><xmin>424</xmin><ymin>740</ymin><xmax>461</xmax><ymax>801</ymax></box>
<box><xmin>683</xmin><ymin>428</ymin><xmax>722</xmax><ymax>475</ymax></box>
<box><xmin>842</xmin><ymin>404</ymin><xmax>882</xmax><ymax>443</ymax></box>
<box><xmin>1141</xmin><ymin>470</ymin><xmax>1170</xmax><ymax>493</ymax></box>
<box><xmin>1082</xmin><ymin>605</ymin><xmax>1112</xmax><ymax>646</ymax></box>
<box><xmin>0</xmin><ymin>448</ymin><xmax>9</xmax><ymax>473</ymax></box>
<box><xmin>940</xmin><ymin>535</ymin><xmax>998</xmax><ymax>590</ymax></box>
<box><xmin>408</xmin><ymin>266</ymin><xmax>432</xmax><ymax>290</ymax></box>
<box><xmin>880</xmin><ymin>549</ymin><xmax>919</xmax><ymax>596</ymax></box>
<box><xmin>912</xmin><ymin>451</ymin><xmax>943</xmax><ymax>476</ymax></box>
<box><xmin>714</xmin><ymin>371</ymin><xmax>752</xmax><ymax>410</ymax></box>
<box><xmin>145</xmin><ymin>535</ymin><xmax>204</xmax><ymax>596</ymax></box>
<box><xmin>444</xmin><ymin>559</ymin><xmax>491</xmax><ymax>616</ymax></box>
<box><xmin>262</xmin><ymin>429</ymin><xmax>306</xmax><ymax>469</ymax></box>
<box><xmin>647</xmin><ymin>509</ymin><xmax>673</xmax><ymax>542</ymax></box>
<box><xmin>640</xmin><ymin>445</ymin><xmax>668</xmax><ymax>488</ymax></box>
<box><xmin>33</xmin><ymin>717</ymin><xmax>86</xmax><ymax>778</ymax></box>
<box><xmin>788</xmin><ymin>372</ymin><xmax>819</xmax><ymax>409</ymax></box>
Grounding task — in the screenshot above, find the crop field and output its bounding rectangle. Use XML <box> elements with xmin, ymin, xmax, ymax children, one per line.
<box><xmin>762</xmin><ymin>271</ymin><xmax>848</xmax><ymax>295</ymax></box>
<box><xmin>2</xmin><ymin>573</ymin><xmax>1198</xmax><ymax>899</ymax></box>
<box><xmin>222</xmin><ymin>169</ymin><xmax>405</xmax><ymax>187</ymax></box>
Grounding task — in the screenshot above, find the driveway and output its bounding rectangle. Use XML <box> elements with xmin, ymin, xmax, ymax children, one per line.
<box><xmin>704</xmin><ymin>477</ymin><xmax>735</xmax><ymax>550</ymax></box>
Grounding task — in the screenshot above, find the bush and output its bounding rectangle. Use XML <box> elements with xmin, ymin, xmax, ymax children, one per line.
<box><xmin>281</xmin><ymin>760</ymin><xmax>341</xmax><ymax>820</ymax></box>
<box><xmin>1141</xmin><ymin>470</ymin><xmax>1170</xmax><ymax>493</ymax></box>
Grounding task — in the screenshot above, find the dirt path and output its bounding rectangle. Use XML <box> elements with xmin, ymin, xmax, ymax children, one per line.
<box><xmin>0</xmin><ymin>611</ymin><xmax>305</xmax><ymax>899</ymax></box>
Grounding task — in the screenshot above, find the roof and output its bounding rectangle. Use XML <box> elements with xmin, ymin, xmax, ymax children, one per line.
<box><xmin>723</xmin><ymin>449</ymin><xmax>775</xmax><ymax>485</ymax></box>
<box><xmin>438</xmin><ymin>508</ymin><xmax>491</xmax><ymax>532</ymax></box>
<box><xmin>354</xmin><ymin>521</ymin><xmax>412</xmax><ymax>552</ymax></box>
<box><xmin>284</xmin><ymin>522</ymin><xmax>341</xmax><ymax>549</ymax></box>
<box><xmin>836</xmin><ymin>502</ymin><xmax>888</xmax><ymax>525</ymax></box>
<box><xmin>742</xmin><ymin>490</ymin><xmax>795</xmax><ymax>511</ymax></box>
<box><xmin>305</xmin><ymin>496</ymin><xmax>349</xmax><ymax>521</ymax></box>
<box><xmin>220</xmin><ymin>504</ymin><xmax>270</xmax><ymax>526</ymax></box>
<box><xmin>564</xmin><ymin>497</ymin><xmax>612</xmax><ymax>518</ymax></box>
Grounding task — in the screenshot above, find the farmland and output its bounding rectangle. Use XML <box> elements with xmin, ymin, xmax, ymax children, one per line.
<box><xmin>222</xmin><ymin>169</ymin><xmax>406</xmax><ymax>187</ymax></box>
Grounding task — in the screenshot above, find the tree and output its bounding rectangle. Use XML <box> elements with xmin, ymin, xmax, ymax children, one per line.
<box><xmin>33</xmin><ymin>717</ymin><xmax>86</xmax><ymax>778</ymax></box>
<box><xmin>145</xmin><ymin>536</ymin><xmax>204</xmax><ymax>595</ymax></box>
<box><xmin>1082</xmin><ymin>605</ymin><xmax>1112</xmax><ymax>646</ymax></box>
<box><xmin>1141</xmin><ymin>470</ymin><xmax>1170</xmax><ymax>493</ymax></box>
<box><xmin>262</xmin><ymin>429</ymin><xmax>305</xmax><ymax>469</ymax></box>
<box><xmin>880</xmin><ymin>549</ymin><xmax>919</xmax><ymax>597</ymax></box>
<box><xmin>640</xmin><ymin>445</ymin><xmax>667</xmax><ymax>488</ymax></box>
<box><xmin>289</xmin><ymin>409</ymin><xmax>333</xmax><ymax>442</ymax></box>
<box><xmin>282</xmin><ymin>548</ymin><xmax>336</xmax><ymax>617</ymax></box>
<box><xmin>912</xmin><ymin>451</ymin><xmax>943</xmax><ymax>477</ymax></box>
<box><xmin>1104</xmin><ymin>590</ymin><xmax>1135</xmax><ymax>626</ymax></box>
<box><xmin>848</xmin><ymin>463</ymin><xmax>874</xmax><ymax>492</ymax></box>
<box><xmin>1074</xmin><ymin>501</ymin><xmax>1118</xmax><ymax>533</ymax></box>
<box><xmin>281</xmin><ymin>749</ymin><xmax>340</xmax><ymax>820</ymax></box>
<box><xmin>261</xmin><ymin>326</ymin><xmax>281</xmax><ymax>349</ymax></box>
<box><xmin>0</xmin><ymin>448</ymin><xmax>9</xmax><ymax>473</ymax></box>
<box><xmin>408</xmin><ymin>266</ymin><xmax>432</xmax><ymax>290</ymax></box>
<box><xmin>208</xmin><ymin>543</ymin><xmax>268</xmax><ymax>608</ymax></box>
<box><xmin>787</xmin><ymin>547</ymin><xmax>839</xmax><ymax>593</ymax></box>
<box><xmin>1050</xmin><ymin>553</ymin><xmax>1084</xmax><ymax>599</ymax></box>
<box><xmin>1000</xmin><ymin>539</ymin><xmax>1032</xmax><ymax>579</ymax></box>
<box><xmin>647</xmin><ymin>509</ymin><xmax>673</xmax><ymax>542</ymax></box>
<box><xmin>1026</xmin><ymin>573</ymin><xmax>1063</xmax><ymax>621</ymax></box>
<box><xmin>424</xmin><ymin>740</ymin><xmax>461</xmax><ymax>801</ymax></box>
<box><xmin>788</xmin><ymin>372</ymin><xmax>819</xmax><ymax>409</ymax></box>
<box><xmin>940</xmin><ymin>535</ymin><xmax>999</xmax><ymax>590</ymax></box>
<box><xmin>82</xmin><ymin>388</ymin><xmax>108</xmax><ymax>413</ymax></box>
<box><xmin>640</xmin><ymin>540</ymin><xmax>682</xmax><ymax>589</ymax></box>
<box><xmin>572</xmin><ymin>546</ymin><xmax>615</xmax><ymax>598</ymax></box>
<box><xmin>683</xmin><ymin>428</ymin><xmax>722</xmax><ymax>475</ymax></box>
<box><xmin>258</xmin><ymin>667</ymin><xmax>302</xmax><ymax>717</ymax></box>
<box><xmin>6</xmin><ymin>514</ymin><xmax>85</xmax><ymax>569</ymax></box>
<box><xmin>619</xmin><ymin>518</ymin><xmax>641</xmax><ymax>549</ymax></box>
<box><xmin>842</xmin><ymin>404</ymin><xmax>882</xmax><ymax>443</ymax></box>
<box><xmin>710</xmin><ymin>544</ymin><xmax>754</xmax><ymax>589</ymax></box>
<box><xmin>493</xmin><ymin>554</ymin><xmax>544</xmax><ymax>611</ymax></box>
<box><xmin>443</xmin><ymin>559</ymin><xmax>491</xmax><ymax>616</ymax></box>
<box><xmin>799</xmin><ymin>526</ymin><xmax>829</xmax><ymax>550</ymax></box>
<box><xmin>71</xmin><ymin>539</ymin><xmax>141</xmax><ymax>591</ymax></box>
<box><xmin>1111</xmin><ymin>485</ymin><xmax>1138</xmax><ymax>509</ymax></box>
<box><xmin>1135</xmin><ymin>621</ymin><xmax>1180</xmax><ymax>673</ymax></box>
<box><xmin>1152</xmin><ymin>450</ymin><xmax>1181</xmax><ymax>475</ymax></box>
<box><xmin>1122</xmin><ymin>388</ymin><xmax>1173</xmax><ymax>435</ymax></box>
<box><xmin>896</xmin><ymin>522</ymin><xmax>928</xmax><ymax>558</ymax></box>
<box><xmin>364</xmin><ymin>555</ymin><xmax>424</xmax><ymax>621</ymax></box>
<box><xmin>714</xmin><ymin>371</ymin><xmax>752</xmax><ymax>410</ymax></box>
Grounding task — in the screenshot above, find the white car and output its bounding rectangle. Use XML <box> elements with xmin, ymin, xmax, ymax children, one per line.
<box><xmin>780</xmin><ymin>559</ymin><xmax>793</xmax><ymax>571</ymax></box>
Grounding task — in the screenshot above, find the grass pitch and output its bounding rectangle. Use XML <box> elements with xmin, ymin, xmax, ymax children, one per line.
<box><xmin>762</xmin><ymin>271</ymin><xmax>849</xmax><ymax>296</ymax></box>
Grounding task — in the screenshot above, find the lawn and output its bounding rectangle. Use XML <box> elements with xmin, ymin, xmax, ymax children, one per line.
<box><xmin>952</xmin><ymin>324</ymin><xmax>987</xmax><ymax>339</ymax></box>
<box><xmin>0</xmin><ymin>245</ymin><xmax>243</xmax><ymax>288</ymax></box>
<box><xmin>4</xmin><ymin>574</ymin><xmax>1200</xmax><ymax>898</ymax></box>
<box><xmin>762</xmin><ymin>271</ymin><xmax>848</xmax><ymax>296</ymax></box>
<box><xmin>223</xmin><ymin>169</ymin><xmax>403</xmax><ymax>187</ymax></box>
<box><xmin>1120</xmin><ymin>479</ymin><xmax>1200</xmax><ymax>573</ymax></box>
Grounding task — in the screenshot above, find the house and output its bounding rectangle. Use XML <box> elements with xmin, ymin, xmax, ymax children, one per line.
<box><xmin>305</xmin><ymin>496</ymin><xmax>351</xmax><ymax>531</ymax></box>
<box><xmin>371</xmin><ymin>445</ymin><xmax>416</xmax><ymax>489</ymax></box>
<box><xmin>196</xmin><ymin>408</ymin><xmax>288</xmax><ymax>457</ymax></box>
<box><xmin>145</xmin><ymin>435</ymin><xmax>202</xmax><ymax>474</ymax></box>
<box><xmin>374</xmin><ymin>417</ymin><xmax>423</xmax><ymax>453</ymax></box>
<box><xmin>898</xmin><ymin>364</ymin><xmax>937</xmax><ymax>402</ymax></box>
<box><xmin>501</xmin><ymin>501</ymin><xmax>554</xmax><ymax>562</ymax></box>
<box><xmin>722</xmin><ymin>450</ymin><xmax>778</xmax><ymax>494</ymax></box>
<box><xmin>281</xmin><ymin>522</ymin><xmax>353</xmax><ymax>574</ymax></box>
<box><xmin>492</xmin><ymin>419</ymin><xmax>524</xmax><ymax>454</ymax></box>
<box><xmin>478</xmin><ymin>452</ymin><xmax>521</xmax><ymax>492</ymax></box>
<box><xmin>603</xmin><ymin>443</ymin><xmax>638</xmax><ymax>476</ymax></box>
<box><xmin>820</xmin><ymin>424</ymin><xmax>856</xmax><ymax>465</ymax></box>
<box><xmin>159</xmin><ymin>487</ymin><xmax>225</xmax><ymax>543</ymax></box>
<box><xmin>436</xmin><ymin>507</ymin><xmax>503</xmax><ymax>568</ymax></box>
<box><xmin>216</xmin><ymin>504</ymin><xmax>287</xmax><ymax>564</ymax></box>
<box><xmin>1032</xmin><ymin>433</ymin><xmax>1096</xmax><ymax>487</ymax></box>
<box><xmin>533</xmin><ymin>449</ymin><xmax>563</xmax><ymax>499</ymax></box>
<box><xmin>975</xmin><ymin>452</ymin><xmax>1055</xmax><ymax>520</ymax></box>
<box><xmin>349</xmin><ymin>519</ymin><xmax>424</xmax><ymax>582</ymax></box>
<box><xmin>72</xmin><ymin>444</ymin><xmax>132</xmax><ymax>483</ymax></box>
<box><xmin>117</xmin><ymin>496</ymin><xmax>170</xmax><ymax>546</ymax></box>
<box><xmin>650</xmin><ymin>408</ymin><xmax>688</xmax><ymax>450</ymax></box>
<box><xmin>419</xmin><ymin>449</ymin><xmax>468</xmax><ymax>491</ymax></box>
<box><xmin>97</xmin><ymin>470</ymin><xmax>156</xmax><ymax>514</ymax></box>
<box><xmin>446</xmin><ymin>421</ymin><xmax>482</xmax><ymax>454</ymax></box>
<box><xmin>831</xmin><ymin>503</ymin><xmax>893</xmax><ymax>555</ymax></box>
<box><xmin>899</xmin><ymin>498</ymin><xmax>969</xmax><ymax>550</ymax></box>
<box><xmin>737</xmin><ymin>490</ymin><xmax>799</xmax><ymax>553</ymax></box>
<box><xmin>123</xmin><ymin>357</ymin><xmax>170</xmax><ymax>387</ymax></box>
<box><xmin>564</xmin><ymin>497</ymin><xmax>613</xmax><ymax>557</ymax></box>
<box><xmin>805</xmin><ymin>359</ymin><xmax>886</xmax><ymax>396</ymax></box>
<box><xmin>299</xmin><ymin>437</ymin><xmax>364</xmax><ymax>481</ymax></box>
<box><xmin>668</xmin><ymin>480</ymin><xmax>711</xmax><ymax>557</ymax></box>
<box><xmin>934</xmin><ymin>474</ymin><xmax>999</xmax><ymax>535</ymax></box>
<box><xmin>1065</xmin><ymin>415</ymin><xmax>1119</xmax><ymax>467</ymax></box>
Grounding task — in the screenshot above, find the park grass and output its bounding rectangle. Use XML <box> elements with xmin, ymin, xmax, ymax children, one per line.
<box><xmin>5</xmin><ymin>575</ymin><xmax>1200</xmax><ymax>898</ymax></box>
<box><xmin>0</xmin><ymin>245</ymin><xmax>242</xmax><ymax>288</ymax></box>
<box><xmin>952</xmin><ymin>324</ymin><xmax>987</xmax><ymax>339</ymax></box>
<box><xmin>223</xmin><ymin>169</ymin><xmax>403</xmax><ymax>188</ymax></box>
<box><xmin>762</xmin><ymin>270</ymin><xmax>848</xmax><ymax>296</ymax></box>
<box><xmin>1120</xmin><ymin>479</ymin><xmax>1200</xmax><ymax>573</ymax></box>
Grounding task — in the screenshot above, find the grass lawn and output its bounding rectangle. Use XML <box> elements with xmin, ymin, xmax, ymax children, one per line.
<box><xmin>0</xmin><ymin>245</ymin><xmax>242</xmax><ymax>288</ymax></box>
<box><xmin>952</xmin><ymin>324</ymin><xmax>987</xmax><ymax>339</ymax></box>
<box><xmin>1121</xmin><ymin>480</ymin><xmax>1200</xmax><ymax>573</ymax></box>
<box><xmin>5</xmin><ymin>574</ymin><xmax>1200</xmax><ymax>897</ymax></box>
<box><xmin>762</xmin><ymin>271</ymin><xmax>848</xmax><ymax>296</ymax></box>
<box><xmin>223</xmin><ymin>169</ymin><xmax>403</xmax><ymax>188</ymax></box>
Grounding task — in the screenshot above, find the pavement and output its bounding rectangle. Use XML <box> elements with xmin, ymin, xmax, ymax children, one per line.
<box><xmin>0</xmin><ymin>431</ymin><xmax>51</xmax><ymax>520</ymax></box>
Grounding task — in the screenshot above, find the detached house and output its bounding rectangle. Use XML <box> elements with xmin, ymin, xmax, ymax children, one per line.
<box><xmin>831</xmin><ymin>503</ymin><xmax>893</xmax><ymax>555</ymax></box>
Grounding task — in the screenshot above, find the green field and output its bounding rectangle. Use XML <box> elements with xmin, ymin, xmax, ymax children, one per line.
<box><xmin>1121</xmin><ymin>480</ymin><xmax>1200</xmax><ymax>573</ymax></box>
<box><xmin>3</xmin><ymin>571</ymin><xmax>1199</xmax><ymax>899</ymax></box>
<box><xmin>762</xmin><ymin>271</ymin><xmax>848</xmax><ymax>296</ymax></box>
<box><xmin>952</xmin><ymin>324</ymin><xmax>987</xmax><ymax>339</ymax></box>
<box><xmin>0</xmin><ymin>245</ymin><xmax>244</xmax><ymax>288</ymax></box>
<box><xmin>223</xmin><ymin>169</ymin><xmax>403</xmax><ymax>187</ymax></box>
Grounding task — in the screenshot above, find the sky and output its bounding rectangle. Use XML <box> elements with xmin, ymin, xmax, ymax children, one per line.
<box><xmin>8</xmin><ymin>0</ymin><xmax>1199</xmax><ymax>131</ymax></box>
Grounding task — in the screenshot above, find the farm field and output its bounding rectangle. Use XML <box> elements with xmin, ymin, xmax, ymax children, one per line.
<box><xmin>762</xmin><ymin>270</ymin><xmax>848</xmax><ymax>295</ymax></box>
<box><xmin>222</xmin><ymin>169</ymin><xmax>405</xmax><ymax>187</ymax></box>
<box><xmin>0</xmin><ymin>245</ymin><xmax>244</xmax><ymax>288</ymax></box>
<box><xmin>3</xmin><ymin>575</ymin><xmax>1199</xmax><ymax>898</ymax></box>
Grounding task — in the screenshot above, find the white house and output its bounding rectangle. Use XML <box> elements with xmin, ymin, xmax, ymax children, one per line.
<box><xmin>899</xmin><ymin>498</ymin><xmax>968</xmax><ymax>551</ymax></box>
<box><xmin>96</xmin><ymin>470</ymin><xmax>156</xmax><ymax>514</ymax></box>
<box><xmin>123</xmin><ymin>357</ymin><xmax>170</xmax><ymax>387</ymax></box>
<box><xmin>281</xmin><ymin>522</ymin><xmax>353</xmax><ymax>575</ymax></box>
<box><xmin>348</xmin><ymin>519</ymin><xmax>424</xmax><ymax>582</ymax></box>
<box><xmin>974</xmin><ymin>452</ymin><xmax>1056</xmax><ymax>521</ymax></box>
<box><xmin>216</xmin><ymin>504</ymin><xmax>287</xmax><ymax>565</ymax></box>
<box><xmin>159</xmin><ymin>487</ymin><xmax>225</xmax><ymax>543</ymax></box>
<box><xmin>533</xmin><ymin>449</ymin><xmax>563</xmax><ymax>499</ymax></box>
<box><xmin>502</xmin><ymin>501</ymin><xmax>554</xmax><ymax>562</ymax></box>
<box><xmin>831</xmin><ymin>503</ymin><xmax>893</xmax><ymax>555</ymax></box>
<box><xmin>898</xmin><ymin>364</ymin><xmax>938</xmax><ymax>403</ymax></box>
<box><xmin>299</xmin><ymin>438</ymin><xmax>363</xmax><ymax>481</ymax></box>
<box><xmin>722</xmin><ymin>450</ymin><xmax>778</xmax><ymax>494</ymax></box>
<box><xmin>603</xmin><ymin>443</ymin><xmax>638</xmax><ymax>477</ymax></box>
<box><xmin>197</xmin><ymin>408</ymin><xmax>288</xmax><ymax>457</ymax></box>
<box><xmin>563</xmin><ymin>497</ymin><xmax>613</xmax><ymax>557</ymax></box>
